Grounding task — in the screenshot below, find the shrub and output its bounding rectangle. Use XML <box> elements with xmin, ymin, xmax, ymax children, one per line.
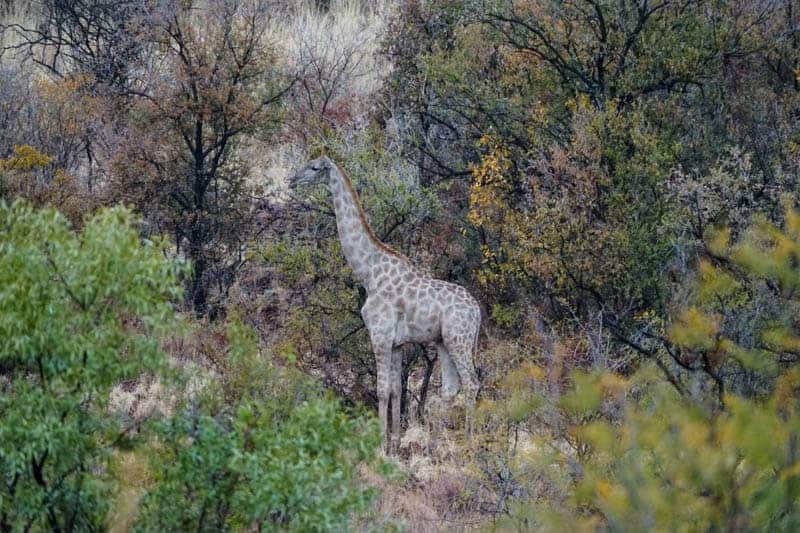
<box><xmin>496</xmin><ymin>205</ymin><xmax>800</xmax><ymax>530</ymax></box>
<box><xmin>0</xmin><ymin>201</ymin><xmax>183</xmax><ymax>531</ymax></box>
<box><xmin>135</xmin><ymin>317</ymin><xmax>382</xmax><ymax>531</ymax></box>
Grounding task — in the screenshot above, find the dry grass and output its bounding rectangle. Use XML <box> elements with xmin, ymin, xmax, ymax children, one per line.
<box><xmin>362</xmin><ymin>441</ymin><xmax>496</xmax><ymax>532</ymax></box>
<box><xmin>251</xmin><ymin>0</ymin><xmax>393</xmax><ymax>189</ymax></box>
<box><xmin>107</xmin><ymin>450</ymin><xmax>153</xmax><ymax>533</ymax></box>
<box><xmin>272</xmin><ymin>0</ymin><xmax>389</xmax><ymax>96</ymax></box>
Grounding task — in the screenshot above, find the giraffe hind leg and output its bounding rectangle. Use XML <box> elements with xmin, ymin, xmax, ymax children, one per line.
<box><xmin>443</xmin><ymin>324</ymin><xmax>480</xmax><ymax>440</ymax></box>
<box><xmin>438</xmin><ymin>343</ymin><xmax>460</xmax><ymax>401</ymax></box>
<box><xmin>434</xmin><ymin>343</ymin><xmax>460</xmax><ymax>443</ymax></box>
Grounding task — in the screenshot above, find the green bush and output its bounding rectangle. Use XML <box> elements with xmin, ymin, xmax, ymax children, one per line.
<box><xmin>0</xmin><ymin>201</ymin><xmax>382</xmax><ymax>531</ymax></box>
<box><xmin>0</xmin><ymin>201</ymin><xmax>183</xmax><ymax>531</ymax></box>
<box><xmin>136</xmin><ymin>318</ymin><xmax>382</xmax><ymax>532</ymax></box>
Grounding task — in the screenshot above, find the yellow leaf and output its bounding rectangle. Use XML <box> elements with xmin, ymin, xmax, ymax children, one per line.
<box><xmin>781</xmin><ymin>462</ymin><xmax>800</xmax><ymax>480</ymax></box>
<box><xmin>681</xmin><ymin>420</ymin><xmax>710</xmax><ymax>449</ymax></box>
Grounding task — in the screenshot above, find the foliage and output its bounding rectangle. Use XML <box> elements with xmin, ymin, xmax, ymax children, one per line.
<box><xmin>0</xmin><ymin>144</ymin><xmax>97</xmax><ymax>226</ymax></box>
<box><xmin>486</xmin><ymin>207</ymin><xmax>800</xmax><ymax>530</ymax></box>
<box><xmin>0</xmin><ymin>202</ymin><xmax>383</xmax><ymax>531</ymax></box>
<box><xmin>0</xmin><ymin>201</ymin><xmax>183</xmax><ymax>531</ymax></box>
<box><xmin>664</xmin><ymin>203</ymin><xmax>800</xmax><ymax>402</ymax></box>
<box><xmin>135</xmin><ymin>317</ymin><xmax>382</xmax><ymax>532</ymax></box>
<box><xmin>526</xmin><ymin>363</ymin><xmax>800</xmax><ymax>531</ymax></box>
<box><xmin>0</xmin><ymin>67</ymin><xmax>99</xmax><ymax>197</ymax></box>
<box><xmin>385</xmin><ymin>0</ymin><xmax>800</xmax><ymax>349</ymax></box>
<box><xmin>468</xmin><ymin>98</ymin><xmax>678</xmax><ymax>327</ymax></box>
<box><xmin>110</xmin><ymin>0</ymin><xmax>292</xmax><ymax>316</ymax></box>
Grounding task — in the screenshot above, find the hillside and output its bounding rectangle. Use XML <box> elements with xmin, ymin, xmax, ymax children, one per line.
<box><xmin>2</xmin><ymin>0</ymin><xmax>800</xmax><ymax>530</ymax></box>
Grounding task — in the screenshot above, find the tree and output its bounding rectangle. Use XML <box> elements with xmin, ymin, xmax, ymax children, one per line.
<box><xmin>0</xmin><ymin>201</ymin><xmax>184</xmax><ymax>532</ymax></box>
<box><xmin>488</xmin><ymin>204</ymin><xmax>800</xmax><ymax>530</ymax></box>
<box><xmin>0</xmin><ymin>0</ymin><xmax>151</xmax><ymax>93</ymax></box>
<box><xmin>0</xmin><ymin>200</ymin><xmax>385</xmax><ymax>531</ymax></box>
<box><xmin>2</xmin><ymin>0</ymin><xmax>294</xmax><ymax>317</ymax></box>
<box><xmin>385</xmin><ymin>0</ymin><xmax>800</xmax><ymax>354</ymax></box>
<box><xmin>135</xmin><ymin>317</ymin><xmax>381</xmax><ymax>531</ymax></box>
<box><xmin>111</xmin><ymin>0</ymin><xmax>293</xmax><ymax>316</ymax></box>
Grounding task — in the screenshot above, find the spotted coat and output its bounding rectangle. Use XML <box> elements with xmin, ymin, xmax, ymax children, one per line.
<box><xmin>291</xmin><ymin>156</ymin><xmax>481</xmax><ymax>454</ymax></box>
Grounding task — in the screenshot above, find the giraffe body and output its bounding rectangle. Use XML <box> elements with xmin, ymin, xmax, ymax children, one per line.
<box><xmin>291</xmin><ymin>156</ymin><xmax>480</xmax><ymax>454</ymax></box>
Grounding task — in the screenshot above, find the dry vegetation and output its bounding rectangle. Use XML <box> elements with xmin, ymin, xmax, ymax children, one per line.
<box><xmin>3</xmin><ymin>0</ymin><xmax>800</xmax><ymax>531</ymax></box>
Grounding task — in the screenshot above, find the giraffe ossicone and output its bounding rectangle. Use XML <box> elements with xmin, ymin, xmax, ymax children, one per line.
<box><xmin>290</xmin><ymin>156</ymin><xmax>481</xmax><ymax>454</ymax></box>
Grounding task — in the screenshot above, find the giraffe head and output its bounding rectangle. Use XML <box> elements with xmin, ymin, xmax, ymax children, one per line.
<box><xmin>290</xmin><ymin>156</ymin><xmax>333</xmax><ymax>189</ymax></box>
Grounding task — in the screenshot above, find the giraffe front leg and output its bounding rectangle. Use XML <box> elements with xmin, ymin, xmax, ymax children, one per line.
<box><xmin>390</xmin><ymin>347</ymin><xmax>404</xmax><ymax>455</ymax></box>
<box><xmin>362</xmin><ymin>297</ymin><xmax>396</xmax><ymax>454</ymax></box>
<box><xmin>376</xmin><ymin>351</ymin><xmax>392</xmax><ymax>454</ymax></box>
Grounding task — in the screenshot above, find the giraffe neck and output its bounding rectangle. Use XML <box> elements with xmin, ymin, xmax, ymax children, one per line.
<box><xmin>327</xmin><ymin>163</ymin><xmax>403</xmax><ymax>287</ymax></box>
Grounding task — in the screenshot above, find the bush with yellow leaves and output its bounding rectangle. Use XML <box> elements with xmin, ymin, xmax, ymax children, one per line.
<box><xmin>481</xmin><ymin>204</ymin><xmax>800</xmax><ymax>530</ymax></box>
<box><xmin>0</xmin><ymin>144</ymin><xmax>97</xmax><ymax>227</ymax></box>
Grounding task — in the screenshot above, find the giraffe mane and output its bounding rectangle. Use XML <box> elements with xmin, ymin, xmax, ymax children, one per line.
<box><xmin>333</xmin><ymin>162</ymin><xmax>412</xmax><ymax>264</ymax></box>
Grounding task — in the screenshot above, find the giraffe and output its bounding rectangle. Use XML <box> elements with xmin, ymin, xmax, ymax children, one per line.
<box><xmin>290</xmin><ymin>156</ymin><xmax>481</xmax><ymax>454</ymax></box>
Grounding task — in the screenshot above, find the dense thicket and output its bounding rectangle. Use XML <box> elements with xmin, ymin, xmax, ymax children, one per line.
<box><xmin>3</xmin><ymin>0</ymin><xmax>800</xmax><ymax>529</ymax></box>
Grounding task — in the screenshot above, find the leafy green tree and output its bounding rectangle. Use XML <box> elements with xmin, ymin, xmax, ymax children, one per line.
<box><xmin>0</xmin><ymin>201</ymin><xmax>184</xmax><ymax>532</ymax></box>
<box><xmin>135</xmin><ymin>317</ymin><xmax>382</xmax><ymax>531</ymax></box>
